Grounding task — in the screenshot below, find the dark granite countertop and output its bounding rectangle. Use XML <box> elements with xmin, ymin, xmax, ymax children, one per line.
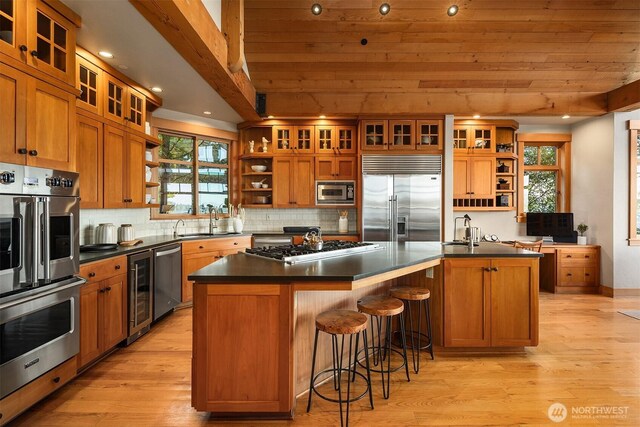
<box><xmin>251</xmin><ymin>230</ymin><xmax>359</xmax><ymax>236</ymax></box>
<box><xmin>188</xmin><ymin>242</ymin><xmax>542</xmax><ymax>284</ymax></box>
<box><xmin>79</xmin><ymin>233</ymin><xmax>251</xmax><ymax>264</ymax></box>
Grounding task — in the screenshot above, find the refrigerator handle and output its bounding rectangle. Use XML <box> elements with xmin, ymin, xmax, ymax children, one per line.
<box><xmin>388</xmin><ymin>196</ymin><xmax>394</xmax><ymax>242</ymax></box>
<box><xmin>393</xmin><ymin>195</ymin><xmax>399</xmax><ymax>241</ymax></box>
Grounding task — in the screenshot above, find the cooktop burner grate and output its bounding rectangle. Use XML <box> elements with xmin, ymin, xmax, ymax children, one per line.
<box><xmin>245</xmin><ymin>241</ymin><xmax>381</xmax><ymax>264</ymax></box>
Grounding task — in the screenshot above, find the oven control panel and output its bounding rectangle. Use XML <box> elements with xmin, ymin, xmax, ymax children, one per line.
<box><xmin>0</xmin><ymin>171</ymin><xmax>16</xmax><ymax>184</ymax></box>
<box><xmin>46</xmin><ymin>176</ymin><xmax>74</xmax><ymax>188</ymax></box>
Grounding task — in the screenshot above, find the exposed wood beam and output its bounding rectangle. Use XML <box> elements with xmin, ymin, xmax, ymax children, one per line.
<box><xmin>264</xmin><ymin>92</ymin><xmax>607</xmax><ymax>117</ymax></box>
<box><xmin>130</xmin><ymin>0</ymin><xmax>259</xmax><ymax>121</ymax></box>
<box><xmin>607</xmin><ymin>80</ymin><xmax>640</xmax><ymax>112</ymax></box>
<box><xmin>222</xmin><ymin>0</ymin><xmax>245</xmax><ymax>73</ymax></box>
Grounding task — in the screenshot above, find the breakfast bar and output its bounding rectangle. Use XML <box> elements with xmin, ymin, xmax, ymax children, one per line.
<box><xmin>188</xmin><ymin>242</ymin><xmax>541</xmax><ymax>418</ymax></box>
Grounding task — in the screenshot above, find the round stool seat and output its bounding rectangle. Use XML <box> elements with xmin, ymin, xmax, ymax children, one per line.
<box><xmin>316</xmin><ymin>309</ymin><xmax>368</xmax><ymax>335</ymax></box>
<box><xmin>357</xmin><ymin>295</ymin><xmax>404</xmax><ymax>317</ymax></box>
<box><xmin>389</xmin><ymin>287</ymin><xmax>431</xmax><ymax>301</ymax></box>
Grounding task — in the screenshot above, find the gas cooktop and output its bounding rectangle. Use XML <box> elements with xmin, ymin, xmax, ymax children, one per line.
<box><xmin>245</xmin><ymin>241</ymin><xmax>381</xmax><ymax>264</ymax></box>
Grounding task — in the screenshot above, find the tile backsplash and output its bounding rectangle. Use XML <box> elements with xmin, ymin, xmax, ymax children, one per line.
<box><xmin>80</xmin><ymin>208</ymin><xmax>358</xmax><ymax>244</ymax></box>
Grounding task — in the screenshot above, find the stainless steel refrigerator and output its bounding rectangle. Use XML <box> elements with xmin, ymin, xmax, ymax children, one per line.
<box><xmin>362</xmin><ymin>155</ymin><xmax>442</xmax><ymax>242</ymax></box>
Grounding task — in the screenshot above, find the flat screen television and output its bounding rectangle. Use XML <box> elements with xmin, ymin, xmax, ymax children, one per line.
<box><xmin>526</xmin><ymin>212</ymin><xmax>574</xmax><ymax>237</ymax></box>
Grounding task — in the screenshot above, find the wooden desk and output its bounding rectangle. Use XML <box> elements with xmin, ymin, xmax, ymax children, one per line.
<box><xmin>539</xmin><ymin>244</ymin><xmax>600</xmax><ymax>294</ymax></box>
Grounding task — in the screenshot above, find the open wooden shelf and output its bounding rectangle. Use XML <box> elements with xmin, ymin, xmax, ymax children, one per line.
<box><xmin>145</xmin><ymin>182</ymin><xmax>160</xmax><ymax>188</ymax></box>
<box><xmin>145</xmin><ymin>160</ymin><xmax>159</xmax><ymax>168</ymax></box>
<box><xmin>242</xmin><ymin>203</ymin><xmax>273</xmax><ymax>208</ymax></box>
<box><xmin>242</xmin><ymin>188</ymin><xmax>272</xmax><ymax>192</ymax></box>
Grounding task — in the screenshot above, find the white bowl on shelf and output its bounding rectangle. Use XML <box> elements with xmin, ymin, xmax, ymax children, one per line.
<box><xmin>251</xmin><ymin>182</ymin><xmax>262</xmax><ymax>188</ymax></box>
<box><xmin>251</xmin><ymin>165</ymin><xmax>267</xmax><ymax>172</ymax></box>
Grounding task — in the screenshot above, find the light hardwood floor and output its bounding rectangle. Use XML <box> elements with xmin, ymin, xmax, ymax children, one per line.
<box><xmin>10</xmin><ymin>293</ymin><xmax>640</xmax><ymax>426</ymax></box>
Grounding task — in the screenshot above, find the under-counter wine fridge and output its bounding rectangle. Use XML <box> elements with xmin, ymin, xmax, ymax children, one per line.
<box><xmin>126</xmin><ymin>250</ymin><xmax>153</xmax><ymax>345</ymax></box>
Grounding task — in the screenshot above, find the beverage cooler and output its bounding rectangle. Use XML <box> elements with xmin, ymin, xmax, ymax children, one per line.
<box><xmin>126</xmin><ymin>250</ymin><xmax>153</xmax><ymax>345</ymax></box>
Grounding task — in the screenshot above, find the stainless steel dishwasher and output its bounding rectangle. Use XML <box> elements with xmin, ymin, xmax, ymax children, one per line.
<box><xmin>153</xmin><ymin>244</ymin><xmax>182</xmax><ymax>321</ymax></box>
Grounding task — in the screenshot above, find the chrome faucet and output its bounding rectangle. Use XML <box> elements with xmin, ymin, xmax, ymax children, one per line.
<box><xmin>463</xmin><ymin>214</ymin><xmax>474</xmax><ymax>249</ymax></box>
<box><xmin>207</xmin><ymin>204</ymin><xmax>218</xmax><ymax>234</ymax></box>
<box><xmin>173</xmin><ymin>219</ymin><xmax>185</xmax><ymax>237</ymax></box>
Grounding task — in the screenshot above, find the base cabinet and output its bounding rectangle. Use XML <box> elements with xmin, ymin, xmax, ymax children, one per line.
<box><xmin>78</xmin><ymin>257</ymin><xmax>128</xmax><ymax>369</ymax></box>
<box><xmin>443</xmin><ymin>257</ymin><xmax>539</xmax><ymax>347</ymax></box>
<box><xmin>181</xmin><ymin>236</ymin><xmax>252</xmax><ymax>302</ymax></box>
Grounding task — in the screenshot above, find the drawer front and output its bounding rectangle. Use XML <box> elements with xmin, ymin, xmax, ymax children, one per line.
<box><xmin>559</xmin><ymin>267</ymin><xmax>596</xmax><ymax>286</ymax></box>
<box><xmin>182</xmin><ymin>236</ymin><xmax>252</xmax><ymax>254</ymax></box>
<box><xmin>80</xmin><ymin>256</ymin><xmax>128</xmax><ymax>283</ymax></box>
<box><xmin>559</xmin><ymin>249</ymin><xmax>598</xmax><ymax>266</ymax></box>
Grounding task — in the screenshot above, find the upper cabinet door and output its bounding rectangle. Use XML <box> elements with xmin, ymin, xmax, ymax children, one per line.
<box><xmin>76</xmin><ymin>115</ymin><xmax>103</xmax><ymax>208</ymax></box>
<box><xmin>293</xmin><ymin>126</ymin><xmax>314</xmax><ymax>154</ymax></box>
<box><xmin>104</xmin><ymin>74</ymin><xmax>126</xmax><ymax>124</ymax></box>
<box><xmin>0</xmin><ymin>63</ymin><xmax>28</xmax><ymax>165</ymax></box>
<box><xmin>272</xmin><ymin>126</ymin><xmax>294</xmax><ymax>154</ymax></box>
<box><xmin>76</xmin><ymin>56</ymin><xmax>102</xmax><ymax>115</ymax></box>
<box><xmin>361</xmin><ymin>120</ymin><xmax>387</xmax><ymax>150</ymax></box>
<box><xmin>335</xmin><ymin>125</ymin><xmax>356</xmax><ymax>154</ymax></box>
<box><xmin>315</xmin><ymin>125</ymin><xmax>335</xmax><ymax>154</ymax></box>
<box><xmin>389</xmin><ymin>120</ymin><xmax>415</xmax><ymax>150</ymax></box>
<box><xmin>416</xmin><ymin>120</ymin><xmax>443</xmax><ymax>152</ymax></box>
<box><xmin>0</xmin><ymin>0</ymin><xmax>27</xmax><ymax>61</ymax></box>
<box><xmin>26</xmin><ymin>0</ymin><xmax>76</xmax><ymax>85</ymax></box>
<box><xmin>126</xmin><ymin>86</ymin><xmax>145</xmax><ymax>133</ymax></box>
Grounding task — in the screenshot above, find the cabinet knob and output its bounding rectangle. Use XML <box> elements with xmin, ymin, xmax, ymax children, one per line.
<box><xmin>18</xmin><ymin>148</ymin><xmax>27</xmax><ymax>154</ymax></box>
<box><xmin>234</xmin><ymin>242</ymin><xmax>238</xmax><ymax>245</ymax></box>
<box><xmin>199</xmin><ymin>245</ymin><xmax>204</xmax><ymax>249</ymax></box>
<box><xmin>566</xmin><ymin>255</ymin><xmax>572</xmax><ymax>258</ymax></box>
<box><xmin>585</xmin><ymin>255</ymin><xmax>590</xmax><ymax>258</ymax></box>
<box><xmin>19</xmin><ymin>44</ymin><xmax>27</xmax><ymax>52</ymax></box>
<box><xmin>88</xmin><ymin>272</ymin><xmax>96</xmax><ymax>278</ymax></box>
<box><xmin>585</xmin><ymin>273</ymin><xmax>590</xmax><ymax>276</ymax></box>
<box><xmin>99</xmin><ymin>288</ymin><xmax>105</xmax><ymax>293</ymax></box>
<box><xmin>115</xmin><ymin>265</ymin><xmax>121</xmax><ymax>270</ymax></box>
<box><xmin>30</xmin><ymin>50</ymin><xmax>38</xmax><ymax>58</ymax></box>
<box><xmin>28</xmin><ymin>150</ymin><xmax>38</xmax><ymax>156</ymax></box>
<box><xmin>492</xmin><ymin>267</ymin><xmax>499</xmax><ymax>272</ymax></box>
<box><xmin>105</xmin><ymin>286</ymin><xmax>112</xmax><ymax>291</ymax></box>
<box><xmin>52</xmin><ymin>376</ymin><xmax>60</xmax><ymax>384</ymax></box>
<box><xmin>567</xmin><ymin>273</ymin><xmax>572</xmax><ymax>276</ymax></box>
<box><xmin>484</xmin><ymin>267</ymin><xmax>491</xmax><ymax>272</ymax></box>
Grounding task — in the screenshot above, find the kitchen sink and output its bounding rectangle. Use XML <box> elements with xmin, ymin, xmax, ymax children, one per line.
<box><xmin>178</xmin><ymin>232</ymin><xmax>239</xmax><ymax>238</ymax></box>
<box><xmin>441</xmin><ymin>241</ymin><xmax>479</xmax><ymax>247</ymax></box>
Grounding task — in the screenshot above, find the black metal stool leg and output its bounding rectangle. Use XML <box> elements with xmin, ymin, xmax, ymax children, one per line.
<box><xmin>381</xmin><ymin>316</ymin><xmax>392</xmax><ymax>399</ymax></box>
<box><xmin>345</xmin><ymin>334</ymin><xmax>354</xmax><ymax>426</ymax></box>
<box><xmin>307</xmin><ymin>328</ymin><xmax>320</xmax><ymax>412</ymax></box>
<box><xmin>332</xmin><ymin>334</ymin><xmax>340</xmax><ymax>390</ymax></box>
<box><xmin>351</xmin><ymin>331</ymin><xmax>359</xmax><ymax>382</ymax></box>
<box><xmin>425</xmin><ymin>298</ymin><xmax>434</xmax><ymax>360</ymax></box>
<box><xmin>399</xmin><ymin>311</ymin><xmax>411</xmax><ymax>382</ymax></box>
<box><xmin>362</xmin><ymin>330</ymin><xmax>374</xmax><ymax>409</ymax></box>
<box><xmin>406</xmin><ymin>299</ymin><xmax>419</xmax><ymax>373</ymax></box>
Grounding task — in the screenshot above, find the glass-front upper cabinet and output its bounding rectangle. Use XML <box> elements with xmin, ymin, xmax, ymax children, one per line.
<box><xmin>361</xmin><ymin>120</ymin><xmax>387</xmax><ymax>150</ymax></box>
<box><xmin>416</xmin><ymin>120</ymin><xmax>442</xmax><ymax>151</ymax></box>
<box><xmin>104</xmin><ymin>74</ymin><xmax>125</xmax><ymax>123</ymax></box>
<box><xmin>293</xmin><ymin>126</ymin><xmax>314</xmax><ymax>153</ymax></box>
<box><xmin>127</xmin><ymin>87</ymin><xmax>146</xmax><ymax>133</ymax></box>
<box><xmin>335</xmin><ymin>125</ymin><xmax>356</xmax><ymax>153</ymax></box>
<box><xmin>0</xmin><ymin>0</ymin><xmax>19</xmax><ymax>56</ymax></box>
<box><xmin>315</xmin><ymin>126</ymin><xmax>335</xmax><ymax>153</ymax></box>
<box><xmin>272</xmin><ymin>126</ymin><xmax>293</xmax><ymax>153</ymax></box>
<box><xmin>76</xmin><ymin>56</ymin><xmax>102</xmax><ymax>115</ymax></box>
<box><xmin>389</xmin><ymin>120</ymin><xmax>414</xmax><ymax>150</ymax></box>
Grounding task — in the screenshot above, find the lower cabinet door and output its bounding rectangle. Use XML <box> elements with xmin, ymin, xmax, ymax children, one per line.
<box><xmin>79</xmin><ymin>281</ymin><xmax>102</xmax><ymax>368</ymax></box>
<box><xmin>102</xmin><ymin>273</ymin><xmax>127</xmax><ymax>350</ymax></box>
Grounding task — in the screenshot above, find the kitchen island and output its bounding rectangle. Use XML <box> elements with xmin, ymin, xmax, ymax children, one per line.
<box><xmin>189</xmin><ymin>242</ymin><xmax>541</xmax><ymax>418</ymax></box>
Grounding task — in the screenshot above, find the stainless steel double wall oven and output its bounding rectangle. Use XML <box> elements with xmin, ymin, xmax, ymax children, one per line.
<box><xmin>0</xmin><ymin>163</ymin><xmax>84</xmax><ymax>399</ymax></box>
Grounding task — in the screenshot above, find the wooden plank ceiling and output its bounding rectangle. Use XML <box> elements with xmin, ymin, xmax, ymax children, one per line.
<box><xmin>243</xmin><ymin>0</ymin><xmax>640</xmax><ymax>117</ymax></box>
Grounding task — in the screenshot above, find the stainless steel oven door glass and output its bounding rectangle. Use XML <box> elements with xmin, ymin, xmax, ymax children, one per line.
<box><xmin>0</xmin><ymin>277</ymin><xmax>83</xmax><ymax>399</ymax></box>
<box><xmin>315</xmin><ymin>180</ymin><xmax>355</xmax><ymax>205</ymax></box>
<box><xmin>42</xmin><ymin>196</ymin><xmax>79</xmax><ymax>284</ymax></box>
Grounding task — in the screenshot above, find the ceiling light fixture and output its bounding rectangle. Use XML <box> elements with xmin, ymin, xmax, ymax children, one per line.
<box><xmin>117</xmin><ymin>64</ymin><xmax>128</xmax><ymax>70</ymax></box>
<box><xmin>150</xmin><ymin>87</ymin><xmax>163</xmax><ymax>93</ymax></box>
<box><xmin>203</xmin><ymin>111</ymin><xmax>212</xmax><ymax>115</ymax></box>
<box><xmin>473</xmin><ymin>114</ymin><xmax>481</xmax><ymax>119</ymax></box>
<box><xmin>98</xmin><ymin>51</ymin><xmax>114</xmax><ymax>59</ymax></box>
<box><xmin>379</xmin><ymin>3</ymin><xmax>391</xmax><ymax>15</ymax></box>
<box><xmin>447</xmin><ymin>5</ymin><xmax>459</xmax><ymax>16</ymax></box>
<box><xmin>319</xmin><ymin>115</ymin><xmax>326</xmax><ymax>119</ymax></box>
<box><xmin>562</xmin><ymin>114</ymin><xmax>571</xmax><ymax>120</ymax></box>
<box><xmin>267</xmin><ymin>115</ymin><xmax>275</xmax><ymax>119</ymax></box>
<box><xmin>311</xmin><ymin>3</ymin><xmax>322</xmax><ymax>15</ymax></box>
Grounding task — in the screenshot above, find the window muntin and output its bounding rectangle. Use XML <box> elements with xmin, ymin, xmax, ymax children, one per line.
<box><xmin>157</xmin><ymin>131</ymin><xmax>230</xmax><ymax>216</ymax></box>
<box><xmin>630</xmin><ymin>123</ymin><xmax>640</xmax><ymax>244</ymax></box>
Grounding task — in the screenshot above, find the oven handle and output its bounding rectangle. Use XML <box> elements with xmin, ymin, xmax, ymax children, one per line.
<box><xmin>42</xmin><ymin>197</ymin><xmax>51</xmax><ymax>283</ymax></box>
<box><xmin>132</xmin><ymin>264</ymin><xmax>139</xmax><ymax>327</ymax></box>
<box><xmin>0</xmin><ymin>277</ymin><xmax>86</xmax><ymax>310</ymax></box>
<box><xmin>31</xmin><ymin>197</ymin><xmax>39</xmax><ymax>286</ymax></box>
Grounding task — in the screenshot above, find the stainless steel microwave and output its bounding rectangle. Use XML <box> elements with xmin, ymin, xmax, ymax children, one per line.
<box><xmin>316</xmin><ymin>180</ymin><xmax>355</xmax><ymax>205</ymax></box>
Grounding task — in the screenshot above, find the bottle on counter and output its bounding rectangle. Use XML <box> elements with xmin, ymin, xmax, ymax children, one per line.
<box><xmin>338</xmin><ymin>210</ymin><xmax>348</xmax><ymax>233</ymax></box>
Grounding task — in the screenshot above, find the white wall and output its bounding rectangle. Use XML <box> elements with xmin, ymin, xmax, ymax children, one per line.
<box><xmin>571</xmin><ymin>115</ymin><xmax>615</xmax><ymax>286</ymax></box>
<box><xmin>612</xmin><ymin>111</ymin><xmax>640</xmax><ymax>289</ymax></box>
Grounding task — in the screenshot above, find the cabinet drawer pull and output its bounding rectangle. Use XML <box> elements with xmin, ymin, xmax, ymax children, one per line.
<box><xmin>115</xmin><ymin>265</ymin><xmax>121</xmax><ymax>270</ymax></box>
<box><xmin>18</xmin><ymin>148</ymin><xmax>27</xmax><ymax>154</ymax></box>
<box><xmin>585</xmin><ymin>273</ymin><xmax>590</xmax><ymax>276</ymax></box>
<box><xmin>105</xmin><ymin>286</ymin><xmax>112</xmax><ymax>291</ymax></box>
<box><xmin>99</xmin><ymin>288</ymin><xmax>105</xmax><ymax>293</ymax></box>
<box><xmin>492</xmin><ymin>267</ymin><xmax>499</xmax><ymax>272</ymax></box>
<box><xmin>88</xmin><ymin>272</ymin><xmax>96</xmax><ymax>278</ymax></box>
<box><xmin>585</xmin><ymin>255</ymin><xmax>590</xmax><ymax>258</ymax></box>
<box><xmin>567</xmin><ymin>273</ymin><xmax>572</xmax><ymax>276</ymax></box>
<box><xmin>52</xmin><ymin>376</ymin><xmax>60</xmax><ymax>384</ymax></box>
<box><xmin>28</xmin><ymin>150</ymin><xmax>38</xmax><ymax>156</ymax></box>
<box><xmin>199</xmin><ymin>246</ymin><xmax>204</xmax><ymax>249</ymax></box>
<box><xmin>234</xmin><ymin>242</ymin><xmax>238</xmax><ymax>245</ymax></box>
<box><xmin>484</xmin><ymin>267</ymin><xmax>491</xmax><ymax>272</ymax></box>
<box><xmin>566</xmin><ymin>255</ymin><xmax>572</xmax><ymax>258</ymax></box>
<box><xmin>30</xmin><ymin>50</ymin><xmax>38</xmax><ymax>58</ymax></box>
<box><xmin>19</xmin><ymin>44</ymin><xmax>27</xmax><ymax>52</ymax></box>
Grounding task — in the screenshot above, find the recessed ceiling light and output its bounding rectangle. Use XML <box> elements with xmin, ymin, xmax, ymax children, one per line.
<box><xmin>447</xmin><ymin>5</ymin><xmax>459</xmax><ymax>16</ymax></box>
<box><xmin>150</xmin><ymin>87</ymin><xmax>163</xmax><ymax>93</ymax></box>
<box><xmin>267</xmin><ymin>115</ymin><xmax>275</xmax><ymax>119</ymax></box>
<box><xmin>117</xmin><ymin>64</ymin><xmax>128</xmax><ymax>70</ymax></box>
<box><xmin>379</xmin><ymin>3</ymin><xmax>391</xmax><ymax>15</ymax></box>
<box><xmin>203</xmin><ymin>111</ymin><xmax>212</xmax><ymax>115</ymax></box>
<box><xmin>98</xmin><ymin>51</ymin><xmax>114</xmax><ymax>59</ymax></box>
<box><xmin>473</xmin><ymin>114</ymin><xmax>481</xmax><ymax>119</ymax></box>
<box><xmin>311</xmin><ymin>3</ymin><xmax>322</xmax><ymax>15</ymax></box>
<box><xmin>562</xmin><ymin>114</ymin><xmax>571</xmax><ymax>119</ymax></box>
<box><xmin>319</xmin><ymin>115</ymin><xmax>326</xmax><ymax>119</ymax></box>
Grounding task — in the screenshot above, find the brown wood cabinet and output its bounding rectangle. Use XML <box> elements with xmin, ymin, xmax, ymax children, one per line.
<box><xmin>315</xmin><ymin>155</ymin><xmax>356</xmax><ymax>180</ymax></box>
<box><xmin>0</xmin><ymin>62</ymin><xmax>76</xmax><ymax>171</ymax></box>
<box><xmin>361</xmin><ymin>120</ymin><xmax>387</xmax><ymax>150</ymax></box>
<box><xmin>78</xmin><ymin>256</ymin><xmax>128</xmax><ymax>369</ymax></box>
<box><xmin>362</xmin><ymin>119</ymin><xmax>443</xmax><ymax>152</ymax></box>
<box><xmin>273</xmin><ymin>156</ymin><xmax>315</xmax><ymax>208</ymax></box>
<box><xmin>540</xmin><ymin>244</ymin><xmax>600</xmax><ymax>294</ymax></box>
<box><xmin>103</xmin><ymin>125</ymin><xmax>145</xmax><ymax>208</ymax></box>
<box><xmin>181</xmin><ymin>236</ymin><xmax>252</xmax><ymax>302</ymax></box>
<box><xmin>453</xmin><ymin>124</ymin><xmax>495</xmax><ymax>154</ymax></box>
<box><xmin>76</xmin><ymin>55</ymin><xmax>102</xmax><ymax>115</ymax></box>
<box><xmin>389</xmin><ymin>120</ymin><xmax>415</xmax><ymax>150</ymax></box>
<box><xmin>0</xmin><ymin>0</ymin><xmax>78</xmax><ymax>86</ymax></box>
<box><xmin>76</xmin><ymin>114</ymin><xmax>103</xmax><ymax>208</ymax></box>
<box><xmin>415</xmin><ymin>120</ymin><xmax>443</xmax><ymax>151</ymax></box>
<box><xmin>453</xmin><ymin>156</ymin><xmax>496</xmax><ymax>205</ymax></box>
<box><xmin>103</xmin><ymin>73</ymin><xmax>146</xmax><ymax>133</ymax></box>
<box><xmin>443</xmin><ymin>257</ymin><xmax>539</xmax><ymax>348</ymax></box>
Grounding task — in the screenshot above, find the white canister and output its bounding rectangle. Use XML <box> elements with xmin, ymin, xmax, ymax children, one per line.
<box><xmin>232</xmin><ymin>217</ymin><xmax>244</xmax><ymax>233</ymax></box>
<box><xmin>338</xmin><ymin>217</ymin><xmax>348</xmax><ymax>233</ymax></box>
<box><xmin>95</xmin><ymin>223</ymin><xmax>117</xmax><ymax>244</ymax></box>
<box><xmin>118</xmin><ymin>224</ymin><xmax>135</xmax><ymax>242</ymax></box>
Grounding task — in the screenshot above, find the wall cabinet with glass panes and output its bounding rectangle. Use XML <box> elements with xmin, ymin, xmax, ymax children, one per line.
<box><xmin>453</xmin><ymin>120</ymin><xmax>518</xmax><ymax>211</ymax></box>
<box><xmin>361</xmin><ymin>119</ymin><xmax>443</xmax><ymax>152</ymax></box>
<box><xmin>155</xmin><ymin>132</ymin><xmax>231</xmax><ymax>216</ymax></box>
<box><xmin>0</xmin><ymin>0</ymin><xmax>79</xmax><ymax>85</ymax></box>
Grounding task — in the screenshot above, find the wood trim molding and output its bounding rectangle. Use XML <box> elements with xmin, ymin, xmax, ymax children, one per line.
<box><xmin>151</xmin><ymin>117</ymin><xmax>238</xmax><ymax>141</ymax></box>
<box><xmin>600</xmin><ymin>286</ymin><xmax>640</xmax><ymax>297</ymax></box>
<box><xmin>130</xmin><ymin>0</ymin><xmax>259</xmax><ymax>121</ymax></box>
<box><xmin>516</xmin><ymin>133</ymin><xmax>572</xmax><ymax>143</ymax></box>
<box><xmin>42</xmin><ymin>0</ymin><xmax>81</xmax><ymax>27</ymax></box>
<box><xmin>222</xmin><ymin>0</ymin><xmax>245</xmax><ymax>73</ymax></box>
<box><xmin>607</xmin><ymin>79</ymin><xmax>640</xmax><ymax>112</ymax></box>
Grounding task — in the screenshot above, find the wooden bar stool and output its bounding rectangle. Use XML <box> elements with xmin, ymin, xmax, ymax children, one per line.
<box><xmin>356</xmin><ymin>295</ymin><xmax>410</xmax><ymax>399</ymax></box>
<box><xmin>307</xmin><ymin>309</ymin><xmax>374</xmax><ymax>427</ymax></box>
<box><xmin>389</xmin><ymin>287</ymin><xmax>434</xmax><ymax>374</ymax></box>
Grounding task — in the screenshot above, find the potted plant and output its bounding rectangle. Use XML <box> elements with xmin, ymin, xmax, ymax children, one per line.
<box><xmin>577</xmin><ymin>223</ymin><xmax>588</xmax><ymax>245</ymax></box>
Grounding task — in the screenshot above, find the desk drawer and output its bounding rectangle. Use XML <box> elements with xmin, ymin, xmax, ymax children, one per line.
<box><xmin>558</xmin><ymin>248</ymin><xmax>598</xmax><ymax>266</ymax></box>
<box><xmin>80</xmin><ymin>256</ymin><xmax>128</xmax><ymax>283</ymax></box>
<box><xmin>182</xmin><ymin>236</ymin><xmax>251</xmax><ymax>255</ymax></box>
<box><xmin>558</xmin><ymin>266</ymin><xmax>597</xmax><ymax>286</ymax></box>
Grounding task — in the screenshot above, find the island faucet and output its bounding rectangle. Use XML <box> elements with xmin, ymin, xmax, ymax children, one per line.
<box><xmin>463</xmin><ymin>214</ymin><xmax>474</xmax><ymax>249</ymax></box>
<box><xmin>207</xmin><ymin>204</ymin><xmax>218</xmax><ymax>234</ymax></box>
<box><xmin>173</xmin><ymin>219</ymin><xmax>185</xmax><ymax>237</ymax></box>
